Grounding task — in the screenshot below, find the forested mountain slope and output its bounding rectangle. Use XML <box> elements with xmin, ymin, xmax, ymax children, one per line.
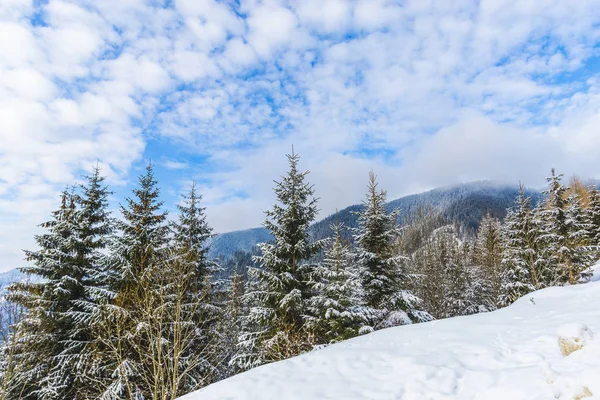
<box><xmin>209</xmin><ymin>181</ymin><xmax>542</xmax><ymax>260</ymax></box>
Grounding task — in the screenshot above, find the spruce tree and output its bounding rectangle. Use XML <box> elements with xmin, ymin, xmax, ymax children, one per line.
<box><xmin>444</xmin><ymin>237</ymin><xmax>472</xmax><ymax>317</ymax></box>
<box><xmin>215</xmin><ymin>267</ymin><xmax>246</xmax><ymax>380</ymax></box>
<box><xmin>306</xmin><ymin>220</ymin><xmax>367</xmax><ymax>344</ymax></box>
<box><xmin>64</xmin><ymin>167</ymin><xmax>115</xmax><ymax>398</ymax></box>
<box><xmin>113</xmin><ymin>162</ymin><xmax>170</xmax><ymax>291</ymax></box>
<box><xmin>353</xmin><ymin>171</ymin><xmax>430</xmax><ymax>328</ymax></box>
<box><xmin>564</xmin><ymin>193</ymin><xmax>594</xmax><ymax>282</ymax></box>
<box><xmin>415</xmin><ymin>237</ymin><xmax>445</xmax><ymax>319</ymax></box>
<box><xmin>473</xmin><ymin>214</ymin><xmax>504</xmax><ymax>309</ymax></box>
<box><xmin>233</xmin><ymin>149</ymin><xmax>325</xmax><ymax>369</ymax></box>
<box><xmin>172</xmin><ymin>182</ymin><xmax>218</xmax><ymax>284</ymax></box>
<box><xmin>97</xmin><ymin>162</ymin><xmax>170</xmax><ymax>399</ymax></box>
<box><xmin>168</xmin><ymin>182</ymin><xmax>222</xmax><ymax>392</ymax></box>
<box><xmin>585</xmin><ymin>184</ymin><xmax>600</xmax><ymax>246</ymax></box>
<box><xmin>499</xmin><ymin>187</ymin><xmax>537</xmax><ymax>306</ymax></box>
<box><xmin>5</xmin><ymin>190</ymin><xmax>79</xmax><ymax>399</ymax></box>
<box><xmin>535</xmin><ymin>169</ymin><xmax>570</xmax><ymax>285</ymax></box>
<box><xmin>3</xmin><ymin>168</ymin><xmax>114</xmax><ymax>400</ymax></box>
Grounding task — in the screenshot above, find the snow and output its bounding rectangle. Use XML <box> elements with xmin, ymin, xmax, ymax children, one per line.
<box><xmin>182</xmin><ymin>274</ymin><xmax>600</xmax><ymax>400</ymax></box>
<box><xmin>592</xmin><ymin>263</ymin><xmax>600</xmax><ymax>282</ymax></box>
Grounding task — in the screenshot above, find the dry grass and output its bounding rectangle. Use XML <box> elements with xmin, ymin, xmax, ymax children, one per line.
<box><xmin>574</xmin><ymin>387</ymin><xmax>592</xmax><ymax>400</ymax></box>
<box><xmin>559</xmin><ymin>337</ymin><xmax>585</xmax><ymax>357</ymax></box>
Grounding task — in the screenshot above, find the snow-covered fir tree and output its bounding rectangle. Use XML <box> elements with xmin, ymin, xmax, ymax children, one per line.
<box><xmin>172</xmin><ymin>182</ymin><xmax>219</xmax><ymax>286</ymax></box>
<box><xmin>216</xmin><ymin>267</ymin><xmax>246</xmax><ymax>379</ymax></box>
<box><xmin>534</xmin><ymin>169</ymin><xmax>572</xmax><ymax>285</ymax></box>
<box><xmin>499</xmin><ymin>187</ymin><xmax>537</xmax><ymax>306</ymax></box>
<box><xmin>564</xmin><ymin>193</ymin><xmax>594</xmax><ymax>282</ymax></box>
<box><xmin>2</xmin><ymin>168</ymin><xmax>114</xmax><ymax>400</ymax></box>
<box><xmin>112</xmin><ymin>162</ymin><xmax>170</xmax><ymax>291</ymax></box>
<box><xmin>168</xmin><ymin>182</ymin><xmax>223</xmax><ymax>391</ymax></box>
<box><xmin>306</xmin><ymin>219</ymin><xmax>367</xmax><ymax>344</ymax></box>
<box><xmin>233</xmin><ymin>149</ymin><xmax>326</xmax><ymax>369</ymax></box>
<box><xmin>413</xmin><ymin>237</ymin><xmax>445</xmax><ymax>319</ymax></box>
<box><xmin>64</xmin><ymin>167</ymin><xmax>115</xmax><ymax>398</ymax></box>
<box><xmin>353</xmin><ymin>171</ymin><xmax>430</xmax><ymax>329</ymax></box>
<box><xmin>473</xmin><ymin>214</ymin><xmax>504</xmax><ymax>309</ymax></box>
<box><xmin>4</xmin><ymin>190</ymin><xmax>80</xmax><ymax>399</ymax></box>
<box><xmin>585</xmin><ymin>184</ymin><xmax>600</xmax><ymax>247</ymax></box>
<box><xmin>97</xmin><ymin>162</ymin><xmax>170</xmax><ymax>399</ymax></box>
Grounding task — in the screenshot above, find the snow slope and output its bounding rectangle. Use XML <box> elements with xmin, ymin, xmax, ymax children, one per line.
<box><xmin>182</xmin><ymin>267</ymin><xmax>600</xmax><ymax>400</ymax></box>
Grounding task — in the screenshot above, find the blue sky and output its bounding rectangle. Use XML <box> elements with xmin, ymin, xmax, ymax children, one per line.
<box><xmin>1</xmin><ymin>0</ymin><xmax>600</xmax><ymax>271</ymax></box>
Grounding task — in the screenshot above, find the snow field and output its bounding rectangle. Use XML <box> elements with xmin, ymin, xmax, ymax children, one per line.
<box><xmin>182</xmin><ymin>266</ymin><xmax>600</xmax><ymax>400</ymax></box>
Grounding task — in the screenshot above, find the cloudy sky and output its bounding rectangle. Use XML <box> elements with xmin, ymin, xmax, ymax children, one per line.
<box><xmin>1</xmin><ymin>0</ymin><xmax>600</xmax><ymax>271</ymax></box>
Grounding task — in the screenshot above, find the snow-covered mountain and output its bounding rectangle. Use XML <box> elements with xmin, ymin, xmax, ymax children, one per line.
<box><xmin>208</xmin><ymin>228</ymin><xmax>273</xmax><ymax>260</ymax></box>
<box><xmin>181</xmin><ymin>265</ymin><xmax>600</xmax><ymax>400</ymax></box>
<box><xmin>208</xmin><ymin>181</ymin><xmax>541</xmax><ymax>261</ymax></box>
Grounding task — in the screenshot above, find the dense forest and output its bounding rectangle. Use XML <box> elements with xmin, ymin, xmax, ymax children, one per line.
<box><xmin>0</xmin><ymin>151</ymin><xmax>598</xmax><ymax>400</ymax></box>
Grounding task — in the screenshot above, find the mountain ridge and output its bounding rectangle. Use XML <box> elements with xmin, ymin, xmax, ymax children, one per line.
<box><xmin>208</xmin><ymin>180</ymin><xmax>542</xmax><ymax>260</ymax></box>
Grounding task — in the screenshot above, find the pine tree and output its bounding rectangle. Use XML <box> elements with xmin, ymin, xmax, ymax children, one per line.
<box><xmin>4</xmin><ymin>190</ymin><xmax>80</xmax><ymax>399</ymax></box>
<box><xmin>113</xmin><ymin>163</ymin><xmax>170</xmax><ymax>291</ymax></box>
<box><xmin>564</xmin><ymin>193</ymin><xmax>594</xmax><ymax>282</ymax></box>
<box><xmin>499</xmin><ymin>187</ymin><xmax>537</xmax><ymax>306</ymax></box>
<box><xmin>233</xmin><ymin>149</ymin><xmax>325</xmax><ymax>369</ymax></box>
<box><xmin>585</xmin><ymin>185</ymin><xmax>600</xmax><ymax>247</ymax></box>
<box><xmin>353</xmin><ymin>171</ymin><xmax>430</xmax><ymax>329</ymax></box>
<box><xmin>62</xmin><ymin>167</ymin><xmax>115</xmax><ymax>398</ymax></box>
<box><xmin>215</xmin><ymin>267</ymin><xmax>246</xmax><ymax>380</ymax></box>
<box><xmin>445</xmin><ymin>238</ymin><xmax>474</xmax><ymax>317</ymax></box>
<box><xmin>97</xmin><ymin>162</ymin><xmax>170</xmax><ymax>399</ymax></box>
<box><xmin>473</xmin><ymin>214</ymin><xmax>503</xmax><ymax>310</ymax></box>
<box><xmin>306</xmin><ymin>219</ymin><xmax>367</xmax><ymax>344</ymax></box>
<box><xmin>168</xmin><ymin>182</ymin><xmax>223</xmax><ymax>392</ymax></box>
<box><xmin>535</xmin><ymin>169</ymin><xmax>571</xmax><ymax>285</ymax></box>
<box><xmin>172</xmin><ymin>182</ymin><xmax>218</xmax><ymax>285</ymax></box>
<box><xmin>414</xmin><ymin>237</ymin><xmax>445</xmax><ymax>319</ymax></box>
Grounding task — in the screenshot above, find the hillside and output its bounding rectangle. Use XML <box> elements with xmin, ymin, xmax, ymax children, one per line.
<box><xmin>181</xmin><ymin>265</ymin><xmax>600</xmax><ymax>400</ymax></box>
<box><xmin>207</xmin><ymin>228</ymin><xmax>273</xmax><ymax>260</ymax></box>
<box><xmin>208</xmin><ymin>181</ymin><xmax>542</xmax><ymax>260</ymax></box>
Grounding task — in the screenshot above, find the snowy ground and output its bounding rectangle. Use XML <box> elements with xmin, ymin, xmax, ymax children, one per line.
<box><xmin>183</xmin><ymin>264</ymin><xmax>600</xmax><ymax>400</ymax></box>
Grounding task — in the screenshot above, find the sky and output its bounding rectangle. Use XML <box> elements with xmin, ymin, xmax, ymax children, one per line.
<box><xmin>1</xmin><ymin>0</ymin><xmax>600</xmax><ymax>271</ymax></box>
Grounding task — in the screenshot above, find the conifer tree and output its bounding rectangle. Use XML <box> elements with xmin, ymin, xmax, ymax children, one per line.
<box><xmin>215</xmin><ymin>267</ymin><xmax>246</xmax><ymax>380</ymax></box>
<box><xmin>499</xmin><ymin>187</ymin><xmax>537</xmax><ymax>306</ymax></box>
<box><xmin>585</xmin><ymin>185</ymin><xmax>600</xmax><ymax>247</ymax></box>
<box><xmin>233</xmin><ymin>149</ymin><xmax>325</xmax><ymax>369</ymax></box>
<box><xmin>113</xmin><ymin>163</ymin><xmax>170</xmax><ymax>291</ymax></box>
<box><xmin>415</xmin><ymin>237</ymin><xmax>445</xmax><ymax>319</ymax></box>
<box><xmin>172</xmin><ymin>182</ymin><xmax>218</xmax><ymax>284</ymax></box>
<box><xmin>61</xmin><ymin>167</ymin><xmax>115</xmax><ymax>398</ymax></box>
<box><xmin>5</xmin><ymin>190</ymin><xmax>79</xmax><ymax>399</ymax></box>
<box><xmin>473</xmin><ymin>214</ymin><xmax>504</xmax><ymax>309</ymax></box>
<box><xmin>564</xmin><ymin>193</ymin><xmax>594</xmax><ymax>282</ymax></box>
<box><xmin>306</xmin><ymin>219</ymin><xmax>367</xmax><ymax>344</ymax></box>
<box><xmin>535</xmin><ymin>169</ymin><xmax>571</xmax><ymax>285</ymax></box>
<box><xmin>2</xmin><ymin>168</ymin><xmax>114</xmax><ymax>399</ymax></box>
<box><xmin>97</xmin><ymin>162</ymin><xmax>170</xmax><ymax>399</ymax></box>
<box><xmin>353</xmin><ymin>171</ymin><xmax>430</xmax><ymax>328</ymax></box>
<box><xmin>168</xmin><ymin>182</ymin><xmax>222</xmax><ymax>391</ymax></box>
<box><xmin>443</xmin><ymin>237</ymin><xmax>472</xmax><ymax>317</ymax></box>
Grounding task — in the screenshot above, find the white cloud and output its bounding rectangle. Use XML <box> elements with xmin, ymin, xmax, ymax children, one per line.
<box><xmin>244</xmin><ymin>1</ymin><xmax>299</xmax><ymax>58</ymax></box>
<box><xmin>1</xmin><ymin>0</ymin><xmax>600</xmax><ymax>270</ymax></box>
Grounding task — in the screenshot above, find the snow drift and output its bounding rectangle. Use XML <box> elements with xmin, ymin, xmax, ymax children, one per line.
<box><xmin>181</xmin><ymin>264</ymin><xmax>600</xmax><ymax>400</ymax></box>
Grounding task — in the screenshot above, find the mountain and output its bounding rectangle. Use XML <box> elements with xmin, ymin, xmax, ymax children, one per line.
<box><xmin>180</xmin><ymin>264</ymin><xmax>600</xmax><ymax>400</ymax></box>
<box><xmin>208</xmin><ymin>181</ymin><xmax>542</xmax><ymax>260</ymax></box>
<box><xmin>208</xmin><ymin>227</ymin><xmax>273</xmax><ymax>260</ymax></box>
